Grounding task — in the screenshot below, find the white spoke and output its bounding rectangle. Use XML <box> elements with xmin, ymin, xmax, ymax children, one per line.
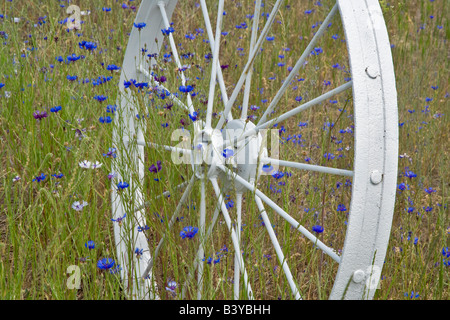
<box><xmin>126</xmin><ymin>138</ymin><xmax>192</xmax><ymax>156</ymax></box>
<box><xmin>158</xmin><ymin>2</ymin><xmax>195</xmax><ymax>116</ymax></box>
<box><xmin>199</xmin><ymin>0</ymin><xmax>232</xmax><ymax>122</ymax></box>
<box><xmin>241</xmin><ymin>0</ymin><xmax>262</xmax><ymax>121</ymax></box>
<box><xmin>182</xmin><ymin>198</ymin><xmax>222</xmax><ymax>299</ymax></box>
<box><xmin>234</xmin><ymin>193</ymin><xmax>243</xmax><ymax>300</ymax></box>
<box><xmin>197</xmin><ymin>179</ymin><xmax>207</xmax><ymax>299</ymax></box>
<box><xmin>220</xmin><ymin>81</ymin><xmax>353</xmax><ymax>150</ymax></box>
<box><xmin>215</xmin><ymin>0</ymin><xmax>283</xmax><ymax>130</ymax></box>
<box><xmin>257</xmin><ymin>81</ymin><xmax>353</xmax><ymax>130</ymax></box>
<box><xmin>141</xmin><ymin>175</ymin><xmax>196</xmax><ymax>281</ymax></box>
<box><xmin>263</xmin><ymin>157</ymin><xmax>353</xmax><ymax>177</ymax></box>
<box><xmin>210</xmin><ymin>178</ymin><xmax>254</xmax><ymax>299</ymax></box>
<box><xmin>257</xmin><ymin>3</ymin><xmax>339</xmax><ymax>126</ymax></box>
<box><xmin>255</xmin><ymin>196</ymin><xmax>302</xmax><ymax>300</ymax></box>
<box><xmin>147</xmin><ymin>142</ymin><xmax>191</xmax><ymax>155</ymax></box>
<box><xmin>217</xmin><ymin>165</ymin><xmax>341</xmax><ymax>263</ymax></box>
<box><xmin>205</xmin><ymin>0</ymin><xmax>225</xmax><ymax>130</ymax></box>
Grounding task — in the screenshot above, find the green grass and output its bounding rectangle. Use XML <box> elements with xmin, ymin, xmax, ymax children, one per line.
<box><xmin>0</xmin><ymin>0</ymin><xmax>448</xmax><ymax>300</ymax></box>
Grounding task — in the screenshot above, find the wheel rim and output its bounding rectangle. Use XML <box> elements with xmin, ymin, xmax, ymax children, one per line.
<box><xmin>111</xmin><ymin>0</ymin><xmax>398</xmax><ymax>300</ymax></box>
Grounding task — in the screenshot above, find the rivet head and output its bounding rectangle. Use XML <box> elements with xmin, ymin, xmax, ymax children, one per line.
<box><xmin>353</xmin><ymin>270</ymin><xmax>366</xmax><ymax>283</ymax></box>
<box><xmin>365</xmin><ymin>65</ymin><xmax>379</xmax><ymax>79</ymax></box>
<box><xmin>370</xmin><ymin>170</ymin><xmax>383</xmax><ymax>184</ymax></box>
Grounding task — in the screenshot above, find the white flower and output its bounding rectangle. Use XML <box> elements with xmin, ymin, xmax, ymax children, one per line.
<box><xmin>79</xmin><ymin>160</ymin><xmax>91</xmax><ymax>169</ymax></box>
<box><xmin>79</xmin><ymin>160</ymin><xmax>102</xmax><ymax>169</ymax></box>
<box><xmin>12</xmin><ymin>176</ymin><xmax>21</xmax><ymax>182</ymax></box>
<box><xmin>91</xmin><ymin>161</ymin><xmax>103</xmax><ymax>169</ymax></box>
<box><xmin>72</xmin><ymin>200</ymin><xmax>88</xmax><ymax>211</ymax></box>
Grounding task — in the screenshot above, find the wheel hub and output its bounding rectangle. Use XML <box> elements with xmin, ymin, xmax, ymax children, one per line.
<box><xmin>192</xmin><ymin>120</ymin><xmax>268</xmax><ymax>191</ymax></box>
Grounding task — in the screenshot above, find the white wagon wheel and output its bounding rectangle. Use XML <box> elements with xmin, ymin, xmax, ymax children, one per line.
<box><xmin>111</xmin><ymin>0</ymin><xmax>398</xmax><ymax>300</ymax></box>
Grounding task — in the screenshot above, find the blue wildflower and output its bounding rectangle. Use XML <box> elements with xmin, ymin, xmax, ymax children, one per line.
<box><xmin>32</xmin><ymin>173</ymin><xmax>47</xmax><ymax>182</ymax></box>
<box><xmin>133</xmin><ymin>22</ymin><xmax>146</xmax><ymax>31</ymax></box>
<box><xmin>312</xmin><ymin>225</ymin><xmax>324</xmax><ymax>233</ymax></box>
<box><xmin>180</xmin><ymin>226</ymin><xmax>199</xmax><ymax>239</ymax></box>
<box><xmin>97</xmin><ymin>258</ymin><xmax>115</xmax><ymax>270</ymax></box>
<box><xmin>117</xmin><ymin>181</ymin><xmax>129</xmax><ymax>190</ymax></box>
<box><xmin>99</xmin><ymin>116</ymin><xmax>112</xmax><ymax>123</ymax></box>
<box><xmin>50</xmin><ymin>106</ymin><xmax>62</xmax><ymax>113</ymax></box>
<box><xmin>85</xmin><ymin>240</ymin><xmax>95</xmax><ymax>249</ymax></box>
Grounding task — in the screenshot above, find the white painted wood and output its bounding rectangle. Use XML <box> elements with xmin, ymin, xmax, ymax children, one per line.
<box><xmin>330</xmin><ymin>0</ymin><xmax>398</xmax><ymax>300</ymax></box>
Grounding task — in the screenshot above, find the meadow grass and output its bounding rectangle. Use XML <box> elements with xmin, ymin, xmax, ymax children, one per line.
<box><xmin>0</xmin><ymin>0</ymin><xmax>448</xmax><ymax>300</ymax></box>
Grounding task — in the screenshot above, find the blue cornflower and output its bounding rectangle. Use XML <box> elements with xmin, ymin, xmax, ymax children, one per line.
<box><xmin>442</xmin><ymin>247</ymin><xmax>450</xmax><ymax>258</ymax></box>
<box><xmin>50</xmin><ymin>106</ymin><xmax>62</xmax><ymax>113</ymax></box>
<box><xmin>106</xmin><ymin>64</ymin><xmax>120</xmax><ymax>72</ymax></box>
<box><xmin>337</xmin><ymin>204</ymin><xmax>347</xmax><ymax>212</ymax></box>
<box><xmin>103</xmin><ymin>147</ymin><xmax>117</xmax><ymax>158</ymax></box>
<box><xmin>133</xmin><ymin>22</ymin><xmax>146</xmax><ymax>31</ymax></box>
<box><xmin>94</xmin><ymin>95</ymin><xmax>107</xmax><ymax>102</ymax></box>
<box><xmin>180</xmin><ymin>226</ymin><xmax>199</xmax><ymax>239</ymax></box>
<box><xmin>179</xmin><ymin>85</ymin><xmax>194</xmax><ymax>93</ymax></box>
<box><xmin>117</xmin><ymin>181</ymin><xmax>129</xmax><ymax>190</ymax></box>
<box><xmin>138</xmin><ymin>225</ymin><xmax>150</xmax><ymax>232</ymax></box>
<box><xmin>79</xmin><ymin>41</ymin><xmax>97</xmax><ymax>51</ymax></box>
<box><xmin>66</xmin><ymin>75</ymin><xmax>77</xmax><ymax>81</ymax></box>
<box><xmin>85</xmin><ymin>240</ymin><xmax>95</xmax><ymax>249</ymax></box>
<box><xmin>404</xmin><ymin>168</ymin><xmax>417</xmax><ymax>179</ymax></box>
<box><xmin>404</xmin><ymin>291</ymin><xmax>420</xmax><ymax>299</ymax></box>
<box><xmin>32</xmin><ymin>173</ymin><xmax>47</xmax><ymax>182</ymax></box>
<box><xmin>111</xmin><ymin>214</ymin><xmax>126</xmax><ymax>225</ymax></box>
<box><xmin>189</xmin><ymin>111</ymin><xmax>198</xmax><ymax>122</ymax></box>
<box><xmin>161</xmin><ymin>26</ymin><xmax>175</xmax><ymax>35</ymax></box>
<box><xmin>226</xmin><ymin>200</ymin><xmax>234</xmax><ymax>209</ymax></box>
<box><xmin>324</xmin><ymin>153</ymin><xmax>335</xmax><ymax>160</ymax></box>
<box><xmin>312</xmin><ymin>225</ymin><xmax>324</xmax><ymax>233</ymax></box>
<box><xmin>424</xmin><ymin>187</ymin><xmax>436</xmax><ymax>194</ymax></box>
<box><xmin>99</xmin><ymin>116</ymin><xmax>112</xmax><ymax>123</ymax></box>
<box><xmin>67</xmin><ymin>53</ymin><xmax>80</xmax><ymax>62</ymax></box>
<box><xmin>262</xmin><ymin>164</ymin><xmax>274</xmax><ymax>173</ymax></box>
<box><xmin>135</xmin><ymin>248</ymin><xmax>143</xmax><ymax>258</ymax></box>
<box><xmin>106</xmin><ymin>105</ymin><xmax>117</xmax><ymax>114</ymax></box>
<box><xmin>266</xmin><ymin>36</ymin><xmax>275</xmax><ymax>41</ymax></box>
<box><xmin>204</xmin><ymin>257</ymin><xmax>213</xmax><ymax>264</ymax></box>
<box><xmin>51</xmin><ymin>173</ymin><xmax>64</xmax><ymax>179</ymax></box>
<box><xmin>398</xmin><ymin>183</ymin><xmax>408</xmax><ymax>191</ymax></box>
<box><xmin>223</xmin><ymin>149</ymin><xmax>234</xmax><ymax>158</ymax></box>
<box><xmin>97</xmin><ymin>258</ymin><xmax>115</xmax><ymax>270</ymax></box>
<box><xmin>272</xmin><ymin>171</ymin><xmax>285</xmax><ymax>180</ymax></box>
